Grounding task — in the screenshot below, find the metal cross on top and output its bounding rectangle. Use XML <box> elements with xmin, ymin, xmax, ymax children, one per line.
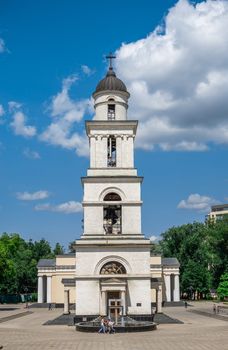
<box><xmin>106</xmin><ymin>52</ymin><xmax>116</xmax><ymax>69</ymax></box>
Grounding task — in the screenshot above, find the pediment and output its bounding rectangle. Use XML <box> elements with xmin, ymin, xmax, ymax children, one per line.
<box><xmin>101</xmin><ymin>278</ymin><xmax>126</xmax><ymax>284</ymax></box>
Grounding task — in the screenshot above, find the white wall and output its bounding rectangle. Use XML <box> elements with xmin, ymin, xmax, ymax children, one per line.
<box><xmin>76</xmin><ymin>246</ymin><xmax>150</xmax><ymax>276</ymax></box>
<box><xmin>122</xmin><ymin>205</ymin><xmax>141</xmax><ymax>234</ymax></box>
<box><xmin>93</xmin><ymin>92</ymin><xmax>129</xmax><ymax>121</ymax></box>
<box><xmin>83</xmin><ymin>182</ymin><xmax>141</xmax><ymax>202</ymax></box>
<box><xmin>89</xmin><ymin>135</ymin><xmax>134</xmax><ymax>169</ymax></box>
<box><xmin>127</xmin><ymin>279</ymin><xmax>151</xmax><ymax>315</ymax></box>
<box><xmin>83</xmin><ymin>181</ymin><xmax>142</xmax><ymax>236</ymax></box>
<box><xmin>76</xmin><ymin>280</ymin><xmax>100</xmax><ymax>315</ymax></box>
<box><xmin>83</xmin><ymin>206</ymin><xmax>103</xmax><ymax>235</ymax></box>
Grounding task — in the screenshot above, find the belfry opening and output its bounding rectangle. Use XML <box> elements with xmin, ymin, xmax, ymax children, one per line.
<box><xmin>103</xmin><ymin>192</ymin><xmax>121</xmax><ymax>235</ymax></box>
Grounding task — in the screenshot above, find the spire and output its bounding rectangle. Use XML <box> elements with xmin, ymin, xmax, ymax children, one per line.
<box><xmin>106</xmin><ymin>52</ymin><xmax>116</xmax><ymax>77</ymax></box>
<box><xmin>93</xmin><ymin>52</ymin><xmax>129</xmax><ymax>96</ymax></box>
<box><xmin>106</xmin><ymin>52</ymin><xmax>116</xmax><ymax>70</ymax></box>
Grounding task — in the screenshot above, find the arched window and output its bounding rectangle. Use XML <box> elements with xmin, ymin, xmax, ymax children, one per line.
<box><xmin>100</xmin><ymin>261</ymin><xmax>126</xmax><ymax>275</ymax></box>
<box><xmin>103</xmin><ymin>193</ymin><xmax>121</xmax><ymax>234</ymax></box>
<box><xmin>107</xmin><ymin>136</ymin><xmax>116</xmax><ymax>167</ymax></box>
<box><xmin>104</xmin><ymin>192</ymin><xmax>121</xmax><ymax>201</ymax></box>
<box><xmin>107</xmin><ymin>99</ymin><xmax>115</xmax><ymax>120</ymax></box>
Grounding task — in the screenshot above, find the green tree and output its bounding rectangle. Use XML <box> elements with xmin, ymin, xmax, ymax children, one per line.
<box><xmin>160</xmin><ymin>222</ymin><xmax>212</xmax><ymax>297</ymax></box>
<box><xmin>217</xmin><ymin>272</ymin><xmax>228</xmax><ymax>300</ymax></box>
<box><xmin>53</xmin><ymin>242</ymin><xmax>64</xmax><ymax>255</ymax></box>
<box><xmin>29</xmin><ymin>238</ymin><xmax>53</xmax><ymax>261</ymax></box>
<box><xmin>0</xmin><ymin>233</ymin><xmax>54</xmax><ymax>294</ymax></box>
<box><xmin>207</xmin><ymin>216</ymin><xmax>228</xmax><ymax>287</ymax></box>
<box><xmin>68</xmin><ymin>241</ymin><xmax>75</xmax><ymax>253</ymax></box>
<box><xmin>150</xmin><ymin>242</ymin><xmax>162</xmax><ymax>255</ymax></box>
<box><xmin>181</xmin><ymin>260</ymin><xmax>211</xmax><ymax>299</ymax></box>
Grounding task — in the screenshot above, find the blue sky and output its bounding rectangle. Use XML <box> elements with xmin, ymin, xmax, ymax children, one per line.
<box><xmin>0</xmin><ymin>0</ymin><xmax>228</xmax><ymax>248</ymax></box>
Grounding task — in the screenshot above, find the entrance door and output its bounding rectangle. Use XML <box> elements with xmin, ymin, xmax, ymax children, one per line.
<box><xmin>107</xmin><ymin>291</ymin><xmax>122</xmax><ymax>323</ymax></box>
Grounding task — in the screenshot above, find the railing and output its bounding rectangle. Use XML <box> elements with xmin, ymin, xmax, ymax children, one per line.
<box><xmin>107</xmin><ymin>158</ymin><xmax>116</xmax><ymax>167</ymax></box>
<box><xmin>104</xmin><ymin>224</ymin><xmax>121</xmax><ymax>235</ymax></box>
<box><xmin>107</xmin><ymin>112</ymin><xmax>115</xmax><ymax>120</ymax></box>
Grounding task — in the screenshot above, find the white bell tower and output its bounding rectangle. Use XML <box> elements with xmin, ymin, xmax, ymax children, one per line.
<box><xmin>75</xmin><ymin>54</ymin><xmax>151</xmax><ymax>317</ymax></box>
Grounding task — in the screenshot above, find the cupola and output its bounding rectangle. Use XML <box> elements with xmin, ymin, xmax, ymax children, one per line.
<box><xmin>93</xmin><ymin>53</ymin><xmax>130</xmax><ymax>121</ymax></box>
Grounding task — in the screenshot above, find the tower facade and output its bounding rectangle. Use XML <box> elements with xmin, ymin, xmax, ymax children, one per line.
<box><xmin>75</xmin><ymin>59</ymin><xmax>152</xmax><ymax>318</ymax></box>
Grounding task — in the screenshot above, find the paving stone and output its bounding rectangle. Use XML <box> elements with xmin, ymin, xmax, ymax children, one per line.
<box><xmin>0</xmin><ymin>302</ymin><xmax>227</xmax><ymax>350</ymax></box>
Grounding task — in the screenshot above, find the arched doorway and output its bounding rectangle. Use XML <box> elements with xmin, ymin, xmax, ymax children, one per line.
<box><xmin>100</xmin><ymin>261</ymin><xmax>127</xmax><ymax>321</ymax></box>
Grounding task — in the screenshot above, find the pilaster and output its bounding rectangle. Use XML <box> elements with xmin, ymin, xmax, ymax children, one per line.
<box><xmin>38</xmin><ymin>276</ymin><xmax>43</xmax><ymax>303</ymax></box>
<box><xmin>174</xmin><ymin>274</ymin><xmax>180</xmax><ymax>302</ymax></box>
<box><xmin>164</xmin><ymin>274</ymin><xmax>171</xmax><ymax>302</ymax></box>
<box><xmin>47</xmin><ymin>276</ymin><xmax>52</xmax><ymax>303</ymax></box>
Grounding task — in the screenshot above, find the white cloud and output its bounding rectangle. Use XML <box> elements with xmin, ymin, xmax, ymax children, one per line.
<box><xmin>34</xmin><ymin>200</ymin><xmax>82</xmax><ymax>214</ymax></box>
<box><xmin>116</xmin><ymin>0</ymin><xmax>228</xmax><ymax>151</ymax></box>
<box><xmin>0</xmin><ymin>38</ymin><xmax>6</xmax><ymax>53</ymax></box>
<box><xmin>177</xmin><ymin>193</ymin><xmax>219</xmax><ymax>212</ymax></box>
<box><xmin>40</xmin><ymin>74</ymin><xmax>92</xmax><ymax>156</ymax></box>
<box><xmin>8</xmin><ymin>101</ymin><xmax>22</xmax><ymax>113</ymax></box>
<box><xmin>16</xmin><ymin>190</ymin><xmax>50</xmax><ymax>201</ymax></box>
<box><xmin>10</xmin><ymin>111</ymin><xmax>36</xmax><ymax>138</ymax></box>
<box><xmin>150</xmin><ymin>235</ymin><xmax>159</xmax><ymax>242</ymax></box>
<box><xmin>23</xmin><ymin>148</ymin><xmax>41</xmax><ymax>159</ymax></box>
<box><xmin>81</xmin><ymin>65</ymin><xmax>94</xmax><ymax>76</ymax></box>
<box><xmin>0</xmin><ymin>105</ymin><xmax>5</xmax><ymax>125</ymax></box>
<box><xmin>0</xmin><ymin>105</ymin><xmax>4</xmax><ymax>117</ymax></box>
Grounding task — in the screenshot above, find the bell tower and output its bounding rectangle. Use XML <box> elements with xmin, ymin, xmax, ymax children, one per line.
<box><xmin>75</xmin><ymin>55</ymin><xmax>151</xmax><ymax>318</ymax></box>
<box><xmin>37</xmin><ymin>54</ymin><xmax>180</xmax><ymax>316</ymax></box>
<box><xmin>82</xmin><ymin>54</ymin><xmax>142</xmax><ymax>237</ymax></box>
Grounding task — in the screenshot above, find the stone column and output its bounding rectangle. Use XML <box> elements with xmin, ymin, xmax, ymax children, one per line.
<box><xmin>121</xmin><ymin>135</ymin><xmax>127</xmax><ymax>167</ymax></box>
<box><xmin>116</xmin><ymin>136</ymin><xmax>122</xmax><ymax>167</ymax></box>
<box><xmin>38</xmin><ymin>276</ymin><xmax>43</xmax><ymax>303</ymax></box>
<box><xmin>156</xmin><ymin>286</ymin><xmax>162</xmax><ymax>313</ymax></box>
<box><xmin>174</xmin><ymin>274</ymin><xmax>180</xmax><ymax>302</ymax></box>
<box><xmin>90</xmin><ymin>136</ymin><xmax>96</xmax><ymax>168</ymax></box>
<box><xmin>121</xmin><ymin>290</ymin><xmax>126</xmax><ymax>315</ymax></box>
<box><xmin>101</xmin><ymin>291</ymin><xmax>106</xmax><ymax>316</ymax></box>
<box><xmin>100</xmin><ymin>136</ymin><xmax>107</xmax><ymax>168</ymax></box>
<box><xmin>64</xmin><ymin>289</ymin><xmax>70</xmax><ymax>314</ymax></box>
<box><xmin>164</xmin><ymin>274</ymin><xmax>171</xmax><ymax>302</ymax></box>
<box><xmin>46</xmin><ymin>276</ymin><xmax>52</xmax><ymax>304</ymax></box>
<box><xmin>127</xmin><ymin>136</ymin><xmax>134</xmax><ymax>168</ymax></box>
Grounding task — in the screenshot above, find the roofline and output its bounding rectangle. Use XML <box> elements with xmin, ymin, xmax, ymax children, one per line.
<box><xmin>85</xmin><ymin>120</ymin><xmax>138</xmax><ymax>136</ymax></box>
<box><xmin>56</xmin><ymin>254</ymin><xmax>75</xmax><ymax>257</ymax></box>
<box><xmin>211</xmin><ymin>204</ymin><xmax>228</xmax><ymax>210</ymax></box>
<box><xmin>92</xmin><ymin>89</ymin><xmax>130</xmax><ymax>99</ymax></box>
<box><xmin>81</xmin><ymin>176</ymin><xmax>143</xmax><ymax>184</ymax></box>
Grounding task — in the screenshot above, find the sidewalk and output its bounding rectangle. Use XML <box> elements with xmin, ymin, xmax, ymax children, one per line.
<box><xmin>0</xmin><ymin>303</ymin><xmax>227</xmax><ymax>350</ymax></box>
<box><xmin>186</xmin><ymin>300</ymin><xmax>228</xmax><ymax>321</ymax></box>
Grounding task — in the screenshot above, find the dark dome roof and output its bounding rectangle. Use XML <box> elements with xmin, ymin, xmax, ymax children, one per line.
<box><xmin>93</xmin><ymin>68</ymin><xmax>128</xmax><ymax>95</ymax></box>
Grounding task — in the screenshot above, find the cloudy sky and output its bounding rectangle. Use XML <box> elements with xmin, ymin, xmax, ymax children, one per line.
<box><xmin>0</xmin><ymin>0</ymin><xmax>227</xmax><ymax>248</ymax></box>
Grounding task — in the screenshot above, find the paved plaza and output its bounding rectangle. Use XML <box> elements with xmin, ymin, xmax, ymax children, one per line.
<box><xmin>0</xmin><ymin>302</ymin><xmax>227</xmax><ymax>350</ymax></box>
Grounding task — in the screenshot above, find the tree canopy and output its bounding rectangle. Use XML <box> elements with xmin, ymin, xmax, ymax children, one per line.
<box><xmin>0</xmin><ymin>233</ymin><xmax>56</xmax><ymax>294</ymax></box>
<box><xmin>159</xmin><ymin>217</ymin><xmax>228</xmax><ymax>298</ymax></box>
<box><xmin>217</xmin><ymin>273</ymin><xmax>228</xmax><ymax>300</ymax></box>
